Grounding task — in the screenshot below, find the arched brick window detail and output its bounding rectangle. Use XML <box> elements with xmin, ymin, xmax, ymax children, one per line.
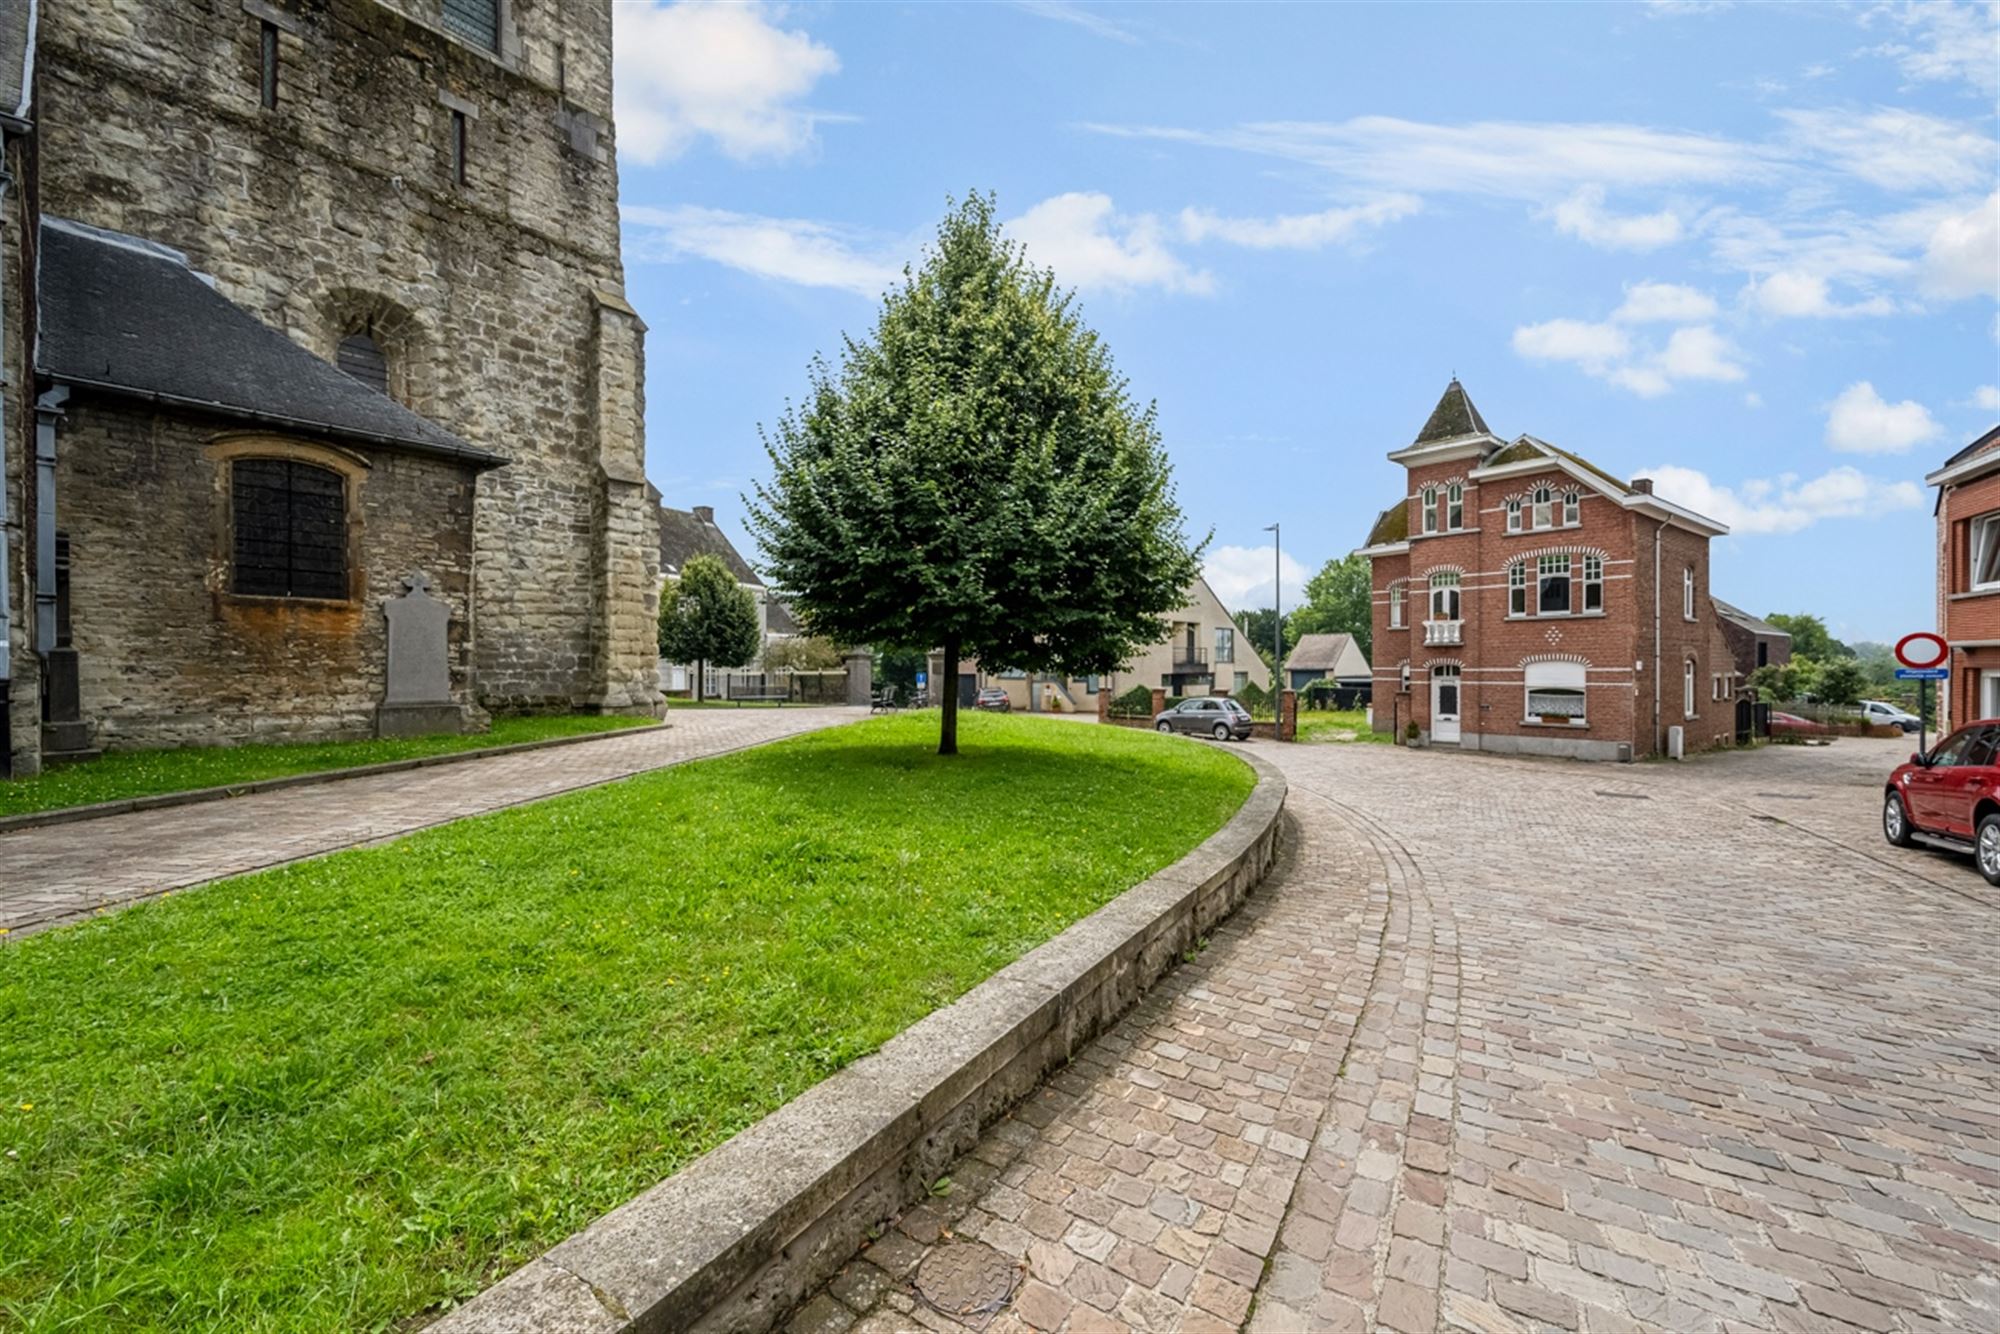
<box><xmin>337</xmin><ymin>331</ymin><xmax>389</xmax><ymax>395</ymax></box>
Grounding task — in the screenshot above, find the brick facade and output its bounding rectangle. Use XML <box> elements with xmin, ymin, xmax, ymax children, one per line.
<box><xmin>1927</xmin><ymin>426</ymin><xmax>2000</xmax><ymax>733</ymax></box>
<box><xmin>3</xmin><ymin>0</ymin><xmax>661</xmax><ymax>774</ymax></box>
<box><xmin>1362</xmin><ymin>382</ymin><xmax>1737</xmax><ymax>761</ymax></box>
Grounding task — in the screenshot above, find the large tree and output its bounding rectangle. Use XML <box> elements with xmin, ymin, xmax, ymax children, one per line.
<box><xmin>748</xmin><ymin>194</ymin><xmax>1202</xmax><ymax>754</ymax></box>
<box><xmin>1763</xmin><ymin>612</ymin><xmax>1852</xmax><ymax>663</ymax></box>
<box><xmin>1288</xmin><ymin>553</ymin><xmax>1373</xmax><ymax>660</ymax></box>
<box><xmin>658</xmin><ymin>554</ymin><xmax>761</xmax><ymax>699</ymax></box>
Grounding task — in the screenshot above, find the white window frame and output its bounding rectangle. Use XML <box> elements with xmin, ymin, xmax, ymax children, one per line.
<box><xmin>1446</xmin><ymin>482</ymin><xmax>1464</xmax><ymax>531</ymax></box>
<box><xmin>1506</xmin><ymin>497</ymin><xmax>1522</xmax><ymax>533</ymax></box>
<box><xmin>1399</xmin><ymin>663</ymin><xmax>1411</xmax><ymax>692</ymax></box>
<box><xmin>1684</xmin><ymin>566</ymin><xmax>1696</xmax><ymax>620</ymax></box>
<box><xmin>1582</xmin><ymin>554</ymin><xmax>1603</xmax><ymax>612</ymax></box>
<box><xmin>1538</xmin><ymin>553</ymin><xmax>1571</xmax><ymax>615</ymax></box>
<box><xmin>1971</xmin><ymin>513</ymin><xmax>2000</xmax><ymax>591</ymax></box>
<box><xmin>1563</xmin><ymin>490</ymin><xmax>1580</xmax><ymax>526</ymax></box>
<box><xmin>1429</xmin><ymin>571</ymin><xmax>1461</xmax><ymax>621</ymax></box>
<box><xmin>1389</xmin><ymin>581</ymin><xmax>1406</xmax><ymax>628</ymax></box>
<box><xmin>1531</xmin><ymin>484</ymin><xmax>1553</xmax><ymax>530</ymax></box>
<box><xmin>1421</xmin><ymin>486</ymin><xmax>1439</xmax><ymax>534</ymax></box>
<box><xmin>1215</xmin><ymin>625</ymin><xmax>1234</xmax><ymax>664</ymax></box>
<box><xmin>1685</xmin><ymin>658</ymin><xmax>1697</xmax><ymax>718</ymax></box>
<box><xmin>1525</xmin><ymin>660</ymin><xmax>1587</xmax><ymax>726</ymax></box>
<box><xmin>1508</xmin><ymin>563</ymin><xmax>1527</xmax><ymax>615</ymax></box>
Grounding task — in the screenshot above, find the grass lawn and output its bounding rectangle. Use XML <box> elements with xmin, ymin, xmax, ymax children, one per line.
<box><xmin>0</xmin><ymin>713</ymin><xmax>1253</xmax><ymax>1331</ymax></box>
<box><xmin>1297</xmin><ymin>708</ymin><xmax>1391</xmax><ymax>744</ymax></box>
<box><xmin>0</xmin><ymin>715</ymin><xmax>654</xmax><ymax>820</ymax></box>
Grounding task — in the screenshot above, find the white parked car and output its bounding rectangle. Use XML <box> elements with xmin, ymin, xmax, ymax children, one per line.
<box><xmin>1859</xmin><ymin>699</ymin><xmax>1921</xmax><ymax>733</ymax></box>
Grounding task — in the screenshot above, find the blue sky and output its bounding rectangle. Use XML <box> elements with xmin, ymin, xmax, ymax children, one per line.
<box><xmin>610</xmin><ymin>0</ymin><xmax>1998</xmax><ymax>647</ymax></box>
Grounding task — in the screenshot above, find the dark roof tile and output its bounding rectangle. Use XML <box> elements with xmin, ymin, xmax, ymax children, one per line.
<box><xmin>658</xmin><ymin>506</ymin><xmax>762</xmax><ymax>587</ymax></box>
<box><xmin>1413</xmin><ymin>378</ymin><xmax>1492</xmax><ymax>444</ymax></box>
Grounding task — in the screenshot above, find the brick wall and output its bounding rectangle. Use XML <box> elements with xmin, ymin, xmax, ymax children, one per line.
<box><xmin>1938</xmin><ymin>468</ymin><xmax>2000</xmax><ymax>728</ymax></box>
<box><xmin>31</xmin><ymin>0</ymin><xmax>661</xmax><ymax>722</ymax></box>
<box><xmin>56</xmin><ymin>403</ymin><xmax>480</xmax><ymax>749</ymax></box>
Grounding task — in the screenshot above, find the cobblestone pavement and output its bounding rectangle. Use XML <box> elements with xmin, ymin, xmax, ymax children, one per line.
<box><xmin>0</xmin><ymin>707</ymin><xmax>855</xmax><ymax>936</ymax></box>
<box><xmin>810</xmin><ymin>736</ymin><xmax>2000</xmax><ymax>1333</ymax></box>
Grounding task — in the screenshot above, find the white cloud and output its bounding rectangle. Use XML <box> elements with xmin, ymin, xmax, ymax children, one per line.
<box><xmin>1974</xmin><ymin>385</ymin><xmax>2000</xmax><ymax>411</ymax></box>
<box><xmin>1177</xmin><ymin>195</ymin><xmax>1421</xmax><ymax>249</ymax></box>
<box><xmin>1012</xmin><ymin>0</ymin><xmax>1142</xmax><ymax>43</ymax></box>
<box><xmin>1005</xmin><ymin>193</ymin><xmax>1213</xmax><ymax>294</ymax></box>
<box><xmin>622</xmin><ymin>204</ymin><xmax>900</xmax><ymax>295</ymax></box>
<box><xmin>613</xmin><ymin>2</ymin><xmax>841</xmax><ymax>164</ymax></box>
<box><xmin>1085</xmin><ymin>116</ymin><xmax>1772</xmax><ymax>200</ymax></box>
<box><xmin>1921</xmin><ymin>191</ymin><xmax>2000</xmax><ymax>300</ymax></box>
<box><xmin>1512</xmin><ymin>319</ymin><xmax>1632</xmax><ymax>373</ymax></box>
<box><xmin>1742</xmin><ymin>269</ymin><xmax>1898</xmax><ymax>319</ymax></box>
<box><xmin>1777</xmin><ymin>107</ymin><xmax>1998</xmax><ymax>193</ymax></box>
<box><xmin>1612</xmin><ymin>281</ymin><xmax>1719</xmax><ymax>323</ymax></box>
<box><xmin>1548</xmin><ymin>186</ymin><xmax>1684</xmax><ymax>251</ymax></box>
<box><xmin>1514</xmin><ymin>317</ymin><xmax>1743</xmax><ymax>397</ymax></box>
<box><xmin>1640</xmin><ymin>463</ymin><xmax>1926</xmax><ymax>534</ymax></box>
<box><xmin>1824</xmin><ymin>380</ymin><xmax>1943</xmax><ymax>453</ymax></box>
<box><xmin>1863</xmin><ymin>0</ymin><xmax>2000</xmax><ymax>96</ymax></box>
<box><xmin>1204</xmin><ymin>545</ymin><xmax>1311</xmax><ymax>615</ymax></box>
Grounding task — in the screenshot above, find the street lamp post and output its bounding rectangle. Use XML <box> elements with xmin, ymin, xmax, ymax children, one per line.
<box><xmin>1263</xmin><ymin>522</ymin><xmax>1282</xmax><ymax>703</ymax></box>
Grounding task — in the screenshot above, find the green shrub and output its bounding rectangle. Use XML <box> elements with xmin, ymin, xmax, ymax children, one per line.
<box><xmin>1111</xmin><ymin>684</ymin><xmax>1157</xmax><ymax>717</ymax></box>
<box><xmin>1404</xmin><ymin>720</ymin><xmax>1420</xmax><ymax>741</ymax></box>
<box><xmin>1235</xmin><ymin>680</ymin><xmax>1271</xmax><ymax>717</ymax></box>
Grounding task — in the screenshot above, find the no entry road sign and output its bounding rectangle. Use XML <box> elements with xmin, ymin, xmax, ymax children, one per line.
<box><xmin>1896</xmin><ymin>632</ymin><xmax>1949</xmax><ymax>670</ymax></box>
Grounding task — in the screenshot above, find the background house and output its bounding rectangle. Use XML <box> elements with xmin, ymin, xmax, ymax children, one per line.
<box><xmin>1286</xmin><ymin>632</ymin><xmax>1372</xmax><ymax>695</ymax></box>
<box><xmin>1714</xmin><ymin>601</ymin><xmax>1793</xmax><ymax>679</ymax></box>
<box><xmin>656</xmin><ymin>504</ymin><xmax>789</xmax><ymax>694</ymax></box>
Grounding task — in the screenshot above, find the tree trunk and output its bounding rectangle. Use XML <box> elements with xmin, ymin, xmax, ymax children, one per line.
<box><xmin>939</xmin><ymin>635</ymin><xmax>960</xmax><ymax>756</ymax></box>
<box><xmin>696</xmin><ymin>657</ymin><xmax>705</xmax><ymax>701</ymax></box>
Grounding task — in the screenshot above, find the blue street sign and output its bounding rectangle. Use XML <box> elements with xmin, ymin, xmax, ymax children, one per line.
<box><xmin>915</xmin><ymin>671</ymin><xmax>927</xmax><ymax>686</ymax></box>
<box><xmin>1895</xmin><ymin>667</ymin><xmax>1949</xmax><ymax>681</ymax></box>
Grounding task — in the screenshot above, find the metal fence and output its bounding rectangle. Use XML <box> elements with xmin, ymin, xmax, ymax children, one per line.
<box><xmin>690</xmin><ymin>669</ymin><xmax>851</xmax><ymax>704</ymax></box>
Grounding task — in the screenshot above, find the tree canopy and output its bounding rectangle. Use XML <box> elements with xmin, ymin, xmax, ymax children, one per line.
<box><xmin>1289</xmin><ymin>553</ymin><xmax>1373</xmax><ymax>660</ymax></box>
<box><xmin>1763</xmin><ymin>612</ymin><xmax>1851</xmax><ymax>663</ymax></box>
<box><xmin>658</xmin><ymin>554</ymin><xmax>761</xmax><ymax>696</ymax></box>
<box><xmin>748</xmin><ymin>193</ymin><xmax>1203</xmax><ymax>754</ymax></box>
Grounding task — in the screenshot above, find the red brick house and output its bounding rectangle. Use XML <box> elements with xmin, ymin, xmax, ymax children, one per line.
<box><xmin>1926</xmin><ymin>424</ymin><xmax>2000</xmax><ymax>731</ymax></box>
<box><xmin>1358</xmin><ymin>381</ymin><xmax>1739</xmax><ymax>760</ymax></box>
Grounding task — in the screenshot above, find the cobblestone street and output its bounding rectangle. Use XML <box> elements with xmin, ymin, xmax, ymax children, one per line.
<box><xmin>816</xmin><ymin>734</ymin><xmax>2000</xmax><ymax>1333</ymax></box>
<box><xmin>0</xmin><ymin>707</ymin><xmax>854</xmax><ymax>936</ymax></box>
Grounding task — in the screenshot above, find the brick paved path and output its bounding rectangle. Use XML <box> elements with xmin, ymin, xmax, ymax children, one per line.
<box><xmin>0</xmin><ymin>708</ymin><xmax>854</xmax><ymax>936</ymax></box>
<box><xmin>811</xmin><ymin>737</ymin><xmax>2000</xmax><ymax>1333</ymax></box>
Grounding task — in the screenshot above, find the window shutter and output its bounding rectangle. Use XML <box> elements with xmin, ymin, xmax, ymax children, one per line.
<box><xmin>337</xmin><ymin>333</ymin><xmax>390</xmax><ymax>395</ymax></box>
<box><xmin>442</xmin><ymin>0</ymin><xmax>500</xmax><ymax>50</ymax></box>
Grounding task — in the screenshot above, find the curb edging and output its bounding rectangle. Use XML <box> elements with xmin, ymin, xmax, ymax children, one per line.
<box><xmin>431</xmin><ymin>748</ymin><xmax>1286</xmax><ymax>1334</ymax></box>
<box><xmin>0</xmin><ymin>721</ymin><xmax>671</xmax><ymax>836</ymax></box>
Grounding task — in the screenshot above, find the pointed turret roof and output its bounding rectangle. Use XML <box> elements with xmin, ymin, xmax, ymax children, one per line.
<box><xmin>1412</xmin><ymin>378</ymin><xmax>1491</xmax><ymax>445</ymax></box>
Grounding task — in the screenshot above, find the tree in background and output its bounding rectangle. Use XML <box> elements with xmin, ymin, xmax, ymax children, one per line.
<box><xmin>750</xmin><ymin>194</ymin><xmax>1202</xmax><ymax>755</ymax></box>
<box><xmin>762</xmin><ymin>635</ymin><xmax>844</xmax><ymax>672</ymax></box>
<box><xmin>1816</xmin><ymin>658</ymin><xmax>1867</xmax><ymax>708</ymax></box>
<box><xmin>1850</xmin><ymin>641</ymin><xmax>1897</xmax><ymax>688</ymax></box>
<box><xmin>1764</xmin><ymin>613</ymin><xmax>1852</xmax><ymax>663</ymax></box>
<box><xmin>658</xmin><ymin>553</ymin><xmax>761</xmax><ymax>699</ymax></box>
<box><xmin>1289</xmin><ymin>553</ymin><xmax>1373</xmax><ymax>660</ymax></box>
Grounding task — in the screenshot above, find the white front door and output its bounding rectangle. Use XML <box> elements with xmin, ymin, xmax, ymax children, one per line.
<box><xmin>1431</xmin><ymin>664</ymin><xmax>1462</xmax><ymax>743</ymax></box>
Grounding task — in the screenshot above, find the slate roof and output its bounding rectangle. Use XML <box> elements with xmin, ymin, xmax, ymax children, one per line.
<box><xmin>1363</xmin><ymin>502</ymin><xmax>1409</xmax><ymax>548</ymax></box>
<box><xmin>658</xmin><ymin>505</ymin><xmax>763</xmax><ymax>587</ymax></box>
<box><xmin>1484</xmin><ymin>437</ymin><xmax>1631</xmax><ymax>495</ymax></box>
<box><xmin>1412</xmin><ymin>378</ymin><xmax>1492</xmax><ymax>444</ymax></box>
<box><xmin>1713</xmin><ymin>599</ymin><xmax>1791</xmax><ymax>640</ymax></box>
<box><xmin>1287</xmin><ymin>632</ymin><xmax>1371</xmax><ymax>677</ymax></box>
<box><xmin>0</xmin><ymin>0</ymin><xmax>30</xmax><ymax>123</ymax></box>
<box><xmin>765</xmin><ymin>597</ymin><xmax>800</xmax><ymax>635</ymax></box>
<box><xmin>37</xmin><ymin>219</ymin><xmax>503</xmax><ymax>466</ymax></box>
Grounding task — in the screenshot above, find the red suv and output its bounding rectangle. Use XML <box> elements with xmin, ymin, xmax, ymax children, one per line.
<box><xmin>1885</xmin><ymin>721</ymin><xmax>2000</xmax><ymax>884</ymax></box>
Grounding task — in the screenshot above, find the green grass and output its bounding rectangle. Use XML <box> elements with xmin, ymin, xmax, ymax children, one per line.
<box><xmin>0</xmin><ymin>713</ymin><xmax>1252</xmax><ymax>1331</ymax></box>
<box><xmin>1297</xmin><ymin>708</ymin><xmax>1391</xmax><ymax>744</ymax></box>
<box><xmin>0</xmin><ymin>715</ymin><xmax>654</xmax><ymax>819</ymax></box>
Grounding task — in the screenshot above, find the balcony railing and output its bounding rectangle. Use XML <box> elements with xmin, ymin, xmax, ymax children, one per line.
<box><xmin>1170</xmin><ymin>646</ymin><xmax>1210</xmax><ymax>672</ymax></box>
<box><xmin>1423</xmin><ymin>619</ymin><xmax>1463</xmax><ymax>646</ymax></box>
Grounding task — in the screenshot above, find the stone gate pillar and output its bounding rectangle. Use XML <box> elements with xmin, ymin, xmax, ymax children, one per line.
<box><xmin>1279</xmin><ymin>689</ymin><xmax>1298</xmax><ymax>742</ymax></box>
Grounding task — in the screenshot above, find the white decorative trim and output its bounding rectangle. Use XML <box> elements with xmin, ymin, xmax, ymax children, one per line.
<box><xmin>1518</xmin><ymin>651</ymin><xmax>1591</xmax><ymax>668</ymax></box>
<box><xmin>1501</xmin><ymin>544</ymin><xmax>1610</xmax><ymax>570</ymax></box>
<box><xmin>1420</xmin><ymin>563</ymin><xmax>1466</xmax><ymax>578</ymax></box>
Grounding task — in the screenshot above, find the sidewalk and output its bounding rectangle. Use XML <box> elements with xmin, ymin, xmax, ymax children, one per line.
<box><xmin>0</xmin><ymin>707</ymin><xmax>854</xmax><ymax>937</ymax></box>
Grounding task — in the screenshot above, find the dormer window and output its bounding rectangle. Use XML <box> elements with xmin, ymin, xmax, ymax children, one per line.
<box><xmin>1446</xmin><ymin>482</ymin><xmax>1464</xmax><ymax>531</ymax></box>
<box><xmin>1421</xmin><ymin>485</ymin><xmax>1438</xmax><ymax>534</ymax></box>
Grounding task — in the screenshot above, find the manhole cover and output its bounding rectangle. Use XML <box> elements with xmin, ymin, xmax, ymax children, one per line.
<box><xmin>913</xmin><ymin>1240</ymin><xmax>1021</xmax><ymax>1326</ymax></box>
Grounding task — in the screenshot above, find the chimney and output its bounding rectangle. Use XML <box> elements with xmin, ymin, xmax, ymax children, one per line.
<box><xmin>1631</xmin><ymin>478</ymin><xmax>1653</xmax><ymax>495</ymax></box>
<box><xmin>693</xmin><ymin>505</ymin><xmax>715</xmax><ymax>523</ymax></box>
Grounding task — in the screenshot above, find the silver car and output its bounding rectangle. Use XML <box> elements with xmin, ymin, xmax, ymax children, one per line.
<box><xmin>1153</xmin><ymin>696</ymin><xmax>1254</xmax><ymax>741</ymax></box>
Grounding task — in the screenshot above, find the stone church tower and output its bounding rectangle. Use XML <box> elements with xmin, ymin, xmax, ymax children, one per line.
<box><xmin>2</xmin><ymin>0</ymin><xmax>662</xmax><ymax>774</ymax></box>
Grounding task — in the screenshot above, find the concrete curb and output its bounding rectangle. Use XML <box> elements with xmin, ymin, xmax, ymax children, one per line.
<box><xmin>0</xmin><ymin>722</ymin><xmax>671</xmax><ymax>837</ymax></box>
<box><xmin>431</xmin><ymin>748</ymin><xmax>1286</xmax><ymax>1334</ymax></box>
